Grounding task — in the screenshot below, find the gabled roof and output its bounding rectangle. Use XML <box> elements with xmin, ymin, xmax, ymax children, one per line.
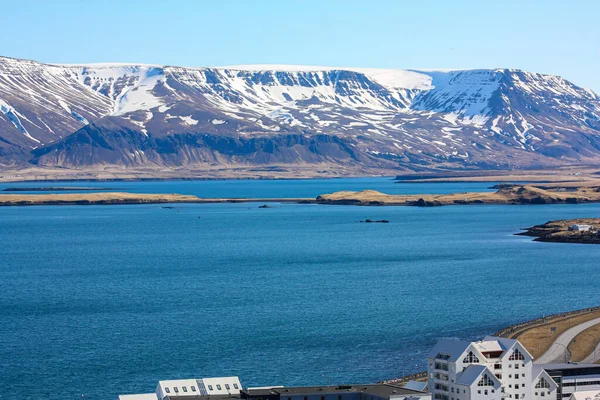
<box><xmin>427</xmin><ymin>339</ymin><xmax>472</xmax><ymax>362</ymax></box>
<box><xmin>455</xmin><ymin>365</ymin><xmax>501</xmax><ymax>388</ymax></box>
<box><xmin>482</xmin><ymin>336</ymin><xmax>533</xmax><ymax>360</ymax></box>
<box><xmin>531</xmin><ymin>367</ymin><xmax>558</xmax><ymax>389</ymax></box>
<box><xmin>569</xmin><ymin>390</ymin><xmax>600</xmax><ymax>400</ymax></box>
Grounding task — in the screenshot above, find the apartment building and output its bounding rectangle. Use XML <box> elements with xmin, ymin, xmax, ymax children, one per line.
<box><xmin>427</xmin><ymin>336</ymin><xmax>557</xmax><ymax>400</ymax></box>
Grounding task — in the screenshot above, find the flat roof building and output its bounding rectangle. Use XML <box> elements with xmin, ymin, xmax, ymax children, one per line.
<box><xmin>120</xmin><ymin>379</ymin><xmax>430</xmax><ymax>400</ymax></box>
<box><xmin>241</xmin><ymin>383</ymin><xmax>431</xmax><ymax>400</ymax></box>
<box><xmin>568</xmin><ymin>225</ymin><xmax>593</xmax><ymax>232</ymax></box>
<box><xmin>119</xmin><ymin>376</ymin><xmax>243</xmax><ymax>400</ymax></box>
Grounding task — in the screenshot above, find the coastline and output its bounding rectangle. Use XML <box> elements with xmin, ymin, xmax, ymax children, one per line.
<box><xmin>2</xmin><ymin>184</ymin><xmax>600</xmax><ymax>207</ymax></box>
<box><xmin>0</xmin><ymin>192</ymin><xmax>312</xmax><ymax>206</ymax></box>
<box><xmin>517</xmin><ymin>218</ymin><xmax>600</xmax><ymax>244</ymax></box>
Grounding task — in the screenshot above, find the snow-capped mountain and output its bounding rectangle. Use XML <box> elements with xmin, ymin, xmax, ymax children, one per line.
<box><xmin>1</xmin><ymin>55</ymin><xmax>599</xmax><ymax>173</ymax></box>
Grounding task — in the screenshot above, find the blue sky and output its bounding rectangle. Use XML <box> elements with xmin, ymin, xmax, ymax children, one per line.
<box><xmin>1</xmin><ymin>0</ymin><xmax>599</xmax><ymax>91</ymax></box>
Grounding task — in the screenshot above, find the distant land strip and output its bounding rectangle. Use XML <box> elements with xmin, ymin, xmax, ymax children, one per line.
<box><xmin>1</xmin><ymin>185</ymin><xmax>600</xmax><ymax>207</ymax></box>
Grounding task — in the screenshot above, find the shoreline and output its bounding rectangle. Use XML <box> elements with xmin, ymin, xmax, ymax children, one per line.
<box><xmin>517</xmin><ymin>218</ymin><xmax>600</xmax><ymax>244</ymax></box>
<box><xmin>2</xmin><ymin>184</ymin><xmax>600</xmax><ymax>207</ymax></box>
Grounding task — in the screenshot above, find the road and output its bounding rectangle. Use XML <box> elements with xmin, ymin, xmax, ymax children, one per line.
<box><xmin>582</xmin><ymin>339</ymin><xmax>600</xmax><ymax>363</ymax></box>
<box><xmin>535</xmin><ymin>317</ymin><xmax>600</xmax><ymax>364</ymax></box>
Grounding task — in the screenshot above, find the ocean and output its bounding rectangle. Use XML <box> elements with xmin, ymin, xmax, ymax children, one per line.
<box><xmin>1</xmin><ymin>178</ymin><xmax>599</xmax><ymax>399</ymax></box>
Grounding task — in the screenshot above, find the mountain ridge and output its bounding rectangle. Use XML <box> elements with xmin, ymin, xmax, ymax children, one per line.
<box><xmin>1</xmin><ymin>55</ymin><xmax>600</xmax><ymax>175</ymax></box>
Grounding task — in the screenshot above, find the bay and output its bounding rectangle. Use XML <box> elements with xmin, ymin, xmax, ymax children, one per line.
<box><xmin>0</xmin><ymin>179</ymin><xmax>598</xmax><ymax>399</ymax></box>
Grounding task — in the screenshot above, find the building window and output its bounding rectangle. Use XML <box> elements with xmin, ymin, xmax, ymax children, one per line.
<box><xmin>478</xmin><ymin>391</ymin><xmax>481</xmax><ymax>395</ymax></box>
<box><xmin>535</xmin><ymin>393</ymin><xmax>538</xmax><ymax>396</ymax></box>
<box><xmin>515</xmin><ymin>384</ymin><xmax>520</xmax><ymax>389</ymax></box>
<box><xmin>509</xmin><ymin>375</ymin><xmax>512</xmax><ymax>378</ymax></box>
<box><xmin>484</xmin><ymin>390</ymin><xmax>488</xmax><ymax>395</ymax></box>
<box><xmin>165</xmin><ymin>388</ymin><xmax>171</xmax><ymax>393</ymax></box>
<box><xmin>174</xmin><ymin>387</ymin><xmax>179</xmax><ymax>393</ymax></box>
<box><xmin>478</xmin><ymin>374</ymin><xmax>494</xmax><ymax>387</ymax></box>
<box><xmin>338</xmin><ymin>395</ymin><xmax>343</xmax><ymax>400</ymax></box>
<box><xmin>183</xmin><ymin>387</ymin><xmax>188</xmax><ymax>393</ymax></box>
<box><xmin>226</xmin><ymin>384</ymin><xmax>231</xmax><ymax>390</ymax></box>
<box><xmin>234</xmin><ymin>384</ymin><xmax>239</xmax><ymax>389</ymax></box>
<box><xmin>536</xmin><ymin>378</ymin><xmax>551</xmax><ymax>389</ymax></box>
<box><xmin>541</xmin><ymin>393</ymin><xmax>545</xmax><ymax>397</ymax></box>
<box><xmin>463</xmin><ymin>351</ymin><xmax>480</xmax><ymax>364</ymax></box>
<box><xmin>192</xmin><ymin>387</ymin><xmax>197</xmax><ymax>392</ymax></box>
<box><xmin>522</xmin><ymin>374</ymin><xmax>525</xmax><ymax>378</ymax></box>
<box><xmin>515</xmin><ymin>395</ymin><xmax>519</xmax><ymax>399</ymax></box>
<box><xmin>217</xmin><ymin>385</ymin><xmax>222</xmax><ymax>390</ymax></box>
<box><xmin>509</xmin><ymin>350</ymin><xmax>525</xmax><ymax>361</ymax></box>
<box><xmin>209</xmin><ymin>385</ymin><xmax>214</xmax><ymax>391</ymax></box>
<box><xmin>515</xmin><ymin>364</ymin><xmax>519</xmax><ymax>370</ymax></box>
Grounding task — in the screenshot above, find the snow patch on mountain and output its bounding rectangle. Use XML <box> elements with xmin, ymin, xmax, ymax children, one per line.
<box><xmin>0</xmin><ymin>98</ymin><xmax>41</xmax><ymax>144</ymax></box>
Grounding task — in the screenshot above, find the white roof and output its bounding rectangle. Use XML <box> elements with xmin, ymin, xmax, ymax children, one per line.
<box><xmin>456</xmin><ymin>365</ymin><xmax>500</xmax><ymax>387</ymax></box>
<box><xmin>476</xmin><ymin>341</ymin><xmax>503</xmax><ymax>352</ymax></box>
<box><xmin>118</xmin><ymin>394</ymin><xmax>157</xmax><ymax>400</ymax></box>
<box><xmin>427</xmin><ymin>338</ymin><xmax>472</xmax><ymax>361</ymax></box>
<box><xmin>570</xmin><ymin>390</ymin><xmax>600</xmax><ymax>400</ymax></box>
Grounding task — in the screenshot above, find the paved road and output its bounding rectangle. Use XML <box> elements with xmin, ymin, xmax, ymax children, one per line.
<box><xmin>582</xmin><ymin>339</ymin><xmax>600</xmax><ymax>363</ymax></box>
<box><xmin>535</xmin><ymin>317</ymin><xmax>600</xmax><ymax>364</ymax></box>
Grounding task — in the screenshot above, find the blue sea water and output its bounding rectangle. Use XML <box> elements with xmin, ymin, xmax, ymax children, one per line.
<box><xmin>0</xmin><ymin>177</ymin><xmax>497</xmax><ymax>197</ymax></box>
<box><xmin>1</xmin><ymin>178</ymin><xmax>599</xmax><ymax>400</ymax></box>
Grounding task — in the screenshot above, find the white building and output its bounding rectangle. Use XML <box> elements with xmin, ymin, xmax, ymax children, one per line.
<box><xmin>568</xmin><ymin>225</ymin><xmax>593</xmax><ymax>232</ymax></box>
<box><xmin>120</xmin><ymin>376</ymin><xmax>242</xmax><ymax>400</ymax></box>
<box><xmin>540</xmin><ymin>364</ymin><xmax>600</xmax><ymax>399</ymax></box>
<box><xmin>427</xmin><ymin>336</ymin><xmax>557</xmax><ymax>400</ymax></box>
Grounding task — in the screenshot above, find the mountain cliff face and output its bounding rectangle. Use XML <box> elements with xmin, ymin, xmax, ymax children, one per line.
<box><xmin>1</xmin><ymin>56</ymin><xmax>600</xmax><ymax>173</ymax></box>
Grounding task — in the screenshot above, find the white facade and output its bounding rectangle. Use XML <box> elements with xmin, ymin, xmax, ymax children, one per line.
<box><xmin>121</xmin><ymin>376</ymin><xmax>242</xmax><ymax>400</ymax></box>
<box><xmin>541</xmin><ymin>364</ymin><xmax>600</xmax><ymax>400</ymax></box>
<box><xmin>201</xmin><ymin>376</ymin><xmax>242</xmax><ymax>395</ymax></box>
<box><xmin>155</xmin><ymin>376</ymin><xmax>242</xmax><ymax>399</ymax></box>
<box><xmin>427</xmin><ymin>336</ymin><xmax>557</xmax><ymax>400</ymax></box>
<box><xmin>156</xmin><ymin>379</ymin><xmax>201</xmax><ymax>398</ymax></box>
<box><xmin>568</xmin><ymin>225</ymin><xmax>592</xmax><ymax>232</ymax></box>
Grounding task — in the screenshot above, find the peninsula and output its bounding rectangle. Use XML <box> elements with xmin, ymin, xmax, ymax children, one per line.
<box><xmin>2</xmin><ymin>185</ymin><xmax>600</xmax><ymax>207</ymax></box>
<box><xmin>315</xmin><ymin>185</ymin><xmax>600</xmax><ymax>206</ymax></box>
<box><xmin>518</xmin><ymin>218</ymin><xmax>600</xmax><ymax>244</ymax></box>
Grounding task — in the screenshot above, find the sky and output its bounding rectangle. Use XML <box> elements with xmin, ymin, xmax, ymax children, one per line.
<box><xmin>1</xmin><ymin>0</ymin><xmax>599</xmax><ymax>92</ymax></box>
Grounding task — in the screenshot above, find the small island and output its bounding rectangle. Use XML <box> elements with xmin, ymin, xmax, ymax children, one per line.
<box><xmin>518</xmin><ymin>218</ymin><xmax>600</xmax><ymax>244</ymax></box>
